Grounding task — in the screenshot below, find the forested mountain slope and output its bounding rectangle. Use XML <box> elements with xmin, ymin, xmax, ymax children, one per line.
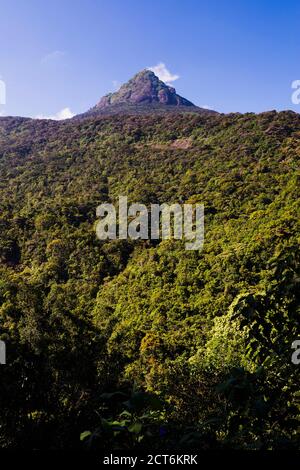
<box><xmin>0</xmin><ymin>109</ymin><xmax>299</xmax><ymax>450</ymax></box>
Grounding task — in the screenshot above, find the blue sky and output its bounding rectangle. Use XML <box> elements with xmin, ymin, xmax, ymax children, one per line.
<box><xmin>0</xmin><ymin>0</ymin><xmax>300</xmax><ymax>118</ymax></box>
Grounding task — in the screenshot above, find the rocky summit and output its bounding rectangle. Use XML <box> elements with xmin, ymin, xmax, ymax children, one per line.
<box><xmin>81</xmin><ymin>69</ymin><xmax>214</xmax><ymax>117</ymax></box>
<box><xmin>96</xmin><ymin>69</ymin><xmax>195</xmax><ymax>107</ymax></box>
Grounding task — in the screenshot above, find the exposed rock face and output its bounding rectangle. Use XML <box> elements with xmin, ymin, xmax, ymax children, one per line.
<box><xmin>95</xmin><ymin>69</ymin><xmax>195</xmax><ymax>109</ymax></box>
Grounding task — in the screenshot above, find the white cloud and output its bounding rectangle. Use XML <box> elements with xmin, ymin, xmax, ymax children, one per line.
<box><xmin>200</xmin><ymin>104</ymin><xmax>211</xmax><ymax>109</ymax></box>
<box><xmin>41</xmin><ymin>50</ymin><xmax>66</xmax><ymax>65</ymax></box>
<box><xmin>35</xmin><ymin>107</ymin><xmax>75</xmax><ymax>120</ymax></box>
<box><xmin>148</xmin><ymin>62</ymin><xmax>179</xmax><ymax>85</ymax></box>
<box><xmin>112</xmin><ymin>80</ymin><xmax>121</xmax><ymax>91</ymax></box>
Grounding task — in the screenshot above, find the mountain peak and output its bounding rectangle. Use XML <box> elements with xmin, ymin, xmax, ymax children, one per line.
<box><xmin>77</xmin><ymin>69</ymin><xmax>216</xmax><ymax>118</ymax></box>
<box><xmin>95</xmin><ymin>69</ymin><xmax>195</xmax><ymax>110</ymax></box>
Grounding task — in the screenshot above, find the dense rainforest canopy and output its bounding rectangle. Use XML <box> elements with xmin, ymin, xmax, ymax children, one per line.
<box><xmin>0</xmin><ymin>109</ymin><xmax>299</xmax><ymax>450</ymax></box>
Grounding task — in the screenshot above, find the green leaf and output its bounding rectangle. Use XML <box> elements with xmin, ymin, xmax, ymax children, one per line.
<box><xmin>80</xmin><ymin>431</ymin><xmax>92</xmax><ymax>441</ymax></box>
<box><xmin>128</xmin><ymin>422</ymin><xmax>143</xmax><ymax>434</ymax></box>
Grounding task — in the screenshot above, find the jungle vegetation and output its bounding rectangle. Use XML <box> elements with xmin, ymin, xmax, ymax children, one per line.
<box><xmin>0</xmin><ymin>109</ymin><xmax>299</xmax><ymax>450</ymax></box>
